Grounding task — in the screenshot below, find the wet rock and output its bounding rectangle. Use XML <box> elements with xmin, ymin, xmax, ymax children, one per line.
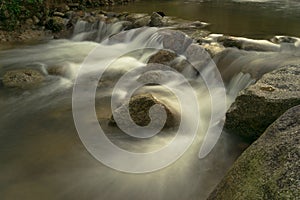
<box><xmin>133</xmin><ymin>16</ymin><xmax>150</xmax><ymax>28</ymax></box>
<box><xmin>148</xmin><ymin>50</ymin><xmax>177</xmax><ymax>65</ymax></box>
<box><xmin>47</xmin><ymin>65</ymin><xmax>69</xmax><ymax>77</ymax></box>
<box><xmin>225</xmin><ymin>65</ymin><xmax>300</xmax><ymax>141</ymax></box>
<box><xmin>271</xmin><ymin>35</ymin><xmax>299</xmax><ymax>44</ymax></box>
<box><xmin>45</xmin><ymin>17</ymin><xmax>65</xmax><ymax>32</ymax></box>
<box><xmin>217</xmin><ymin>36</ymin><xmax>280</xmax><ymax>52</ymax></box>
<box><xmin>158</xmin><ymin>29</ymin><xmax>193</xmax><ymax>54</ymax></box>
<box><xmin>2</xmin><ymin>69</ymin><xmax>45</xmax><ymax>88</ymax></box>
<box><xmin>149</xmin><ymin>12</ymin><xmax>163</xmax><ymax>27</ymax></box>
<box><xmin>209</xmin><ymin>105</ymin><xmax>300</xmax><ymax>200</ymax></box>
<box><xmin>189</xmin><ymin>29</ymin><xmax>211</xmax><ymax>42</ymax></box>
<box><xmin>201</xmin><ymin>42</ymin><xmax>226</xmax><ymax>57</ymax></box>
<box><xmin>109</xmin><ymin>94</ymin><xmax>179</xmax><ymax>129</ymax></box>
<box><xmin>125</xmin><ymin>13</ymin><xmax>149</xmax><ymax>22</ymax></box>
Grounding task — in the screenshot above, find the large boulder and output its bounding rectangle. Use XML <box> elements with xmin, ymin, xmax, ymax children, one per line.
<box><xmin>109</xmin><ymin>94</ymin><xmax>179</xmax><ymax>129</ymax></box>
<box><xmin>2</xmin><ymin>69</ymin><xmax>45</xmax><ymax>88</ymax></box>
<box><xmin>208</xmin><ymin>105</ymin><xmax>300</xmax><ymax>200</ymax></box>
<box><xmin>225</xmin><ymin>65</ymin><xmax>300</xmax><ymax>141</ymax></box>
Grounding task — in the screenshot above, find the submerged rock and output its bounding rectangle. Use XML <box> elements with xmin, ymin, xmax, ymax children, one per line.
<box><xmin>209</xmin><ymin>105</ymin><xmax>300</xmax><ymax>200</ymax></box>
<box><xmin>225</xmin><ymin>65</ymin><xmax>300</xmax><ymax>141</ymax></box>
<box><xmin>2</xmin><ymin>69</ymin><xmax>45</xmax><ymax>88</ymax></box>
<box><xmin>109</xmin><ymin>94</ymin><xmax>179</xmax><ymax>129</ymax></box>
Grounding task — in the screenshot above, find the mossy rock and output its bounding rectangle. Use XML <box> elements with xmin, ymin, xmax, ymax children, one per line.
<box><xmin>209</xmin><ymin>105</ymin><xmax>300</xmax><ymax>200</ymax></box>
<box><xmin>2</xmin><ymin>69</ymin><xmax>45</xmax><ymax>89</ymax></box>
<box><xmin>225</xmin><ymin>65</ymin><xmax>300</xmax><ymax>141</ymax></box>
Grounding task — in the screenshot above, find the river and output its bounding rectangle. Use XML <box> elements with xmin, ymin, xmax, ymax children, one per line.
<box><xmin>110</xmin><ymin>0</ymin><xmax>300</xmax><ymax>38</ymax></box>
<box><xmin>0</xmin><ymin>1</ymin><xmax>300</xmax><ymax>200</ymax></box>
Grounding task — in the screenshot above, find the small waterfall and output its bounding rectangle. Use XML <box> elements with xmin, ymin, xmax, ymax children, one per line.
<box><xmin>72</xmin><ymin>20</ymin><xmax>125</xmax><ymax>42</ymax></box>
<box><xmin>214</xmin><ymin>46</ymin><xmax>300</xmax><ymax>84</ymax></box>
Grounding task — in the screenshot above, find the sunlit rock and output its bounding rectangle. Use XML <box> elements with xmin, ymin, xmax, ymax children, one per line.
<box><xmin>201</xmin><ymin>42</ymin><xmax>225</xmax><ymax>57</ymax></box>
<box><xmin>225</xmin><ymin>65</ymin><xmax>300</xmax><ymax>141</ymax></box>
<box><xmin>209</xmin><ymin>105</ymin><xmax>300</xmax><ymax>200</ymax></box>
<box><xmin>217</xmin><ymin>35</ymin><xmax>280</xmax><ymax>52</ymax></box>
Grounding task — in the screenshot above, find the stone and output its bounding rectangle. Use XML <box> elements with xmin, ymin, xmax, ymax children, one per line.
<box><xmin>133</xmin><ymin>16</ymin><xmax>150</xmax><ymax>28</ymax></box>
<box><xmin>32</xmin><ymin>16</ymin><xmax>40</xmax><ymax>25</ymax></box>
<box><xmin>201</xmin><ymin>42</ymin><xmax>226</xmax><ymax>57</ymax></box>
<box><xmin>125</xmin><ymin>13</ymin><xmax>149</xmax><ymax>22</ymax></box>
<box><xmin>45</xmin><ymin>17</ymin><xmax>65</xmax><ymax>32</ymax></box>
<box><xmin>47</xmin><ymin>65</ymin><xmax>68</xmax><ymax>77</ymax></box>
<box><xmin>149</xmin><ymin>12</ymin><xmax>163</xmax><ymax>27</ymax></box>
<box><xmin>217</xmin><ymin>36</ymin><xmax>280</xmax><ymax>52</ymax></box>
<box><xmin>109</xmin><ymin>94</ymin><xmax>179</xmax><ymax>129</ymax></box>
<box><xmin>53</xmin><ymin>12</ymin><xmax>65</xmax><ymax>18</ymax></box>
<box><xmin>225</xmin><ymin>65</ymin><xmax>300</xmax><ymax>141</ymax></box>
<box><xmin>271</xmin><ymin>36</ymin><xmax>299</xmax><ymax>44</ymax></box>
<box><xmin>158</xmin><ymin>29</ymin><xmax>193</xmax><ymax>54</ymax></box>
<box><xmin>148</xmin><ymin>50</ymin><xmax>177</xmax><ymax>65</ymax></box>
<box><xmin>2</xmin><ymin>69</ymin><xmax>45</xmax><ymax>88</ymax></box>
<box><xmin>209</xmin><ymin>105</ymin><xmax>300</xmax><ymax>200</ymax></box>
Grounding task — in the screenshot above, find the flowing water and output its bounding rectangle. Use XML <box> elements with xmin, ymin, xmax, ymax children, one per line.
<box><xmin>1</xmin><ymin>1</ymin><xmax>300</xmax><ymax>200</ymax></box>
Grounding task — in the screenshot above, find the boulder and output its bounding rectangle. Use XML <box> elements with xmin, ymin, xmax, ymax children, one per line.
<box><xmin>148</xmin><ymin>50</ymin><xmax>177</xmax><ymax>65</ymax></box>
<box><xmin>149</xmin><ymin>12</ymin><xmax>163</xmax><ymax>27</ymax></box>
<box><xmin>2</xmin><ymin>69</ymin><xmax>45</xmax><ymax>88</ymax></box>
<box><xmin>208</xmin><ymin>105</ymin><xmax>300</xmax><ymax>200</ymax></box>
<box><xmin>225</xmin><ymin>65</ymin><xmax>300</xmax><ymax>141</ymax></box>
<box><xmin>109</xmin><ymin>94</ymin><xmax>179</xmax><ymax>129</ymax></box>
<box><xmin>217</xmin><ymin>36</ymin><xmax>280</xmax><ymax>52</ymax></box>
<box><xmin>133</xmin><ymin>16</ymin><xmax>150</xmax><ymax>28</ymax></box>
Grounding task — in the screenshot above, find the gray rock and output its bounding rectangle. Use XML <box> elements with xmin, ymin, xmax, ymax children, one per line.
<box><xmin>2</xmin><ymin>69</ymin><xmax>45</xmax><ymax>88</ymax></box>
<box><xmin>158</xmin><ymin>29</ymin><xmax>193</xmax><ymax>54</ymax></box>
<box><xmin>225</xmin><ymin>65</ymin><xmax>300</xmax><ymax>140</ymax></box>
<box><xmin>209</xmin><ymin>105</ymin><xmax>300</xmax><ymax>200</ymax></box>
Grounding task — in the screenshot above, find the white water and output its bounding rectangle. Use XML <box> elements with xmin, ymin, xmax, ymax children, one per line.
<box><xmin>1</xmin><ymin>23</ymin><xmax>300</xmax><ymax>199</ymax></box>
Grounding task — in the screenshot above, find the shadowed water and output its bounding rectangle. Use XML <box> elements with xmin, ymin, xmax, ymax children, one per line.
<box><xmin>109</xmin><ymin>0</ymin><xmax>300</xmax><ymax>38</ymax></box>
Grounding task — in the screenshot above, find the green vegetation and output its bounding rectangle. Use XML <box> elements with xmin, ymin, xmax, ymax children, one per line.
<box><xmin>0</xmin><ymin>0</ymin><xmax>45</xmax><ymax>30</ymax></box>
